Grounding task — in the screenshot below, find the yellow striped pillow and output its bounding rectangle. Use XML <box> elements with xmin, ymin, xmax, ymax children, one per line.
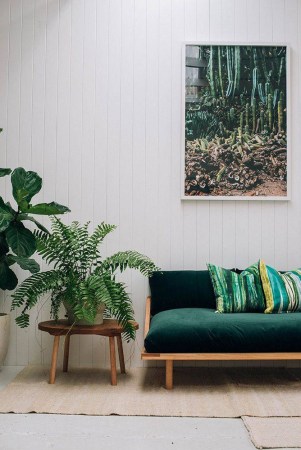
<box><xmin>259</xmin><ymin>260</ymin><xmax>301</xmax><ymax>313</ymax></box>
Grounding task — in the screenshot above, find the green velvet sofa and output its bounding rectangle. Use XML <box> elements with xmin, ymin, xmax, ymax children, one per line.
<box><xmin>141</xmin><ymin>270</ymin><xmax>301</xmax><ymax>389</ymax></box>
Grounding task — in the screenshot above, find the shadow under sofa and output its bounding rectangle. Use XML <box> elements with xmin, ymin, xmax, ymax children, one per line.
<box><xmin>141</xmin><ymin>270</ymin><xmax>301</xmax><ymax>389</ymax></box>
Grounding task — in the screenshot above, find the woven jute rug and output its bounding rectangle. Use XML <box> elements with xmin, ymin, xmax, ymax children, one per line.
<box><xmin>242</xmin><ymin>416</ymin><xmax>301</xmax><ymax>448</ymax></box>
<box><xmin>0</xmin><ymin>366</ymin><xmax>301</xmax><ymax>417</ymax></box>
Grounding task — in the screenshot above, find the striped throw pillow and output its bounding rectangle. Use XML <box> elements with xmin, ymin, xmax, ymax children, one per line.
<box><xmin>259</xmin><ymin>260</ymin><xmax>301</xmax><ymax>313</ymax></box>
<box><xmin>207</xmin><ymin>262</ymin><xmax>266</xmax><ymax>313</ymax></box>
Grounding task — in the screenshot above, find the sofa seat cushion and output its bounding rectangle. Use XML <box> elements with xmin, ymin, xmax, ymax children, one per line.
<box><xmin>144</xmin><ymin>308</ymin><xmax>301</xmax><ymax>353</ymax></box>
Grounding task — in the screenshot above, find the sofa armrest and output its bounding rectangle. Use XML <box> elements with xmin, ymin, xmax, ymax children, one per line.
<box><xmin>144</xmin><ymin>296</ymin><xmax>151</xmax><ymax>339</ymax></box>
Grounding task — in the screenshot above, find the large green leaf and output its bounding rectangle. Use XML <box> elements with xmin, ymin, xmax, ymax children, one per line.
<box><xmin>0</xmin><ymin>197</ymin><xmax>14</xmax><ymax>232</ymax></box>
<box><xmin>0</xmin><ymin>168</ymin><xmax>11</xmax><ymax>177</ymax></box>
<box><xmin>26</xmin><ymin>202</ymin><xmax>70</xmax><ymax>215</ymax></box>
<box><xmin>17</xmin><ymin>214</ymin><xmax>49</xmax><ymax>234</ymax></box>
<box><xmin>0</xmin><ymin>260</ymin><xmax>18</xmax><ymax>290</ymax></box>
<box><xmin>11</xmin><ymin>167</ymin><xmax>42</xmax><ymax>208</ymax></box>
<box><xmin>0</xmin><ymin>233</ymin><xmax>9</xmax><ymax>255</ymax></box>
<box><xmin>5</xmin><ymin>222</ymin><xmax>36</xmax><ymax>257</ymax></box>
<box><xmin>7</xmin><ymin>254</ymin><xmax>40</xmax><ymax>273</ymax></box>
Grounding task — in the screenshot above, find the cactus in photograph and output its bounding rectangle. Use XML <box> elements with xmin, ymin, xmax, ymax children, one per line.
<box><xmin>245</xmin><ymin>103</ymin><xmax>250</xmax><ymax>133</ymax></box>
<box><xmin>252</xmin><ymin>98</ymin><xmax>257</xmax><ymax>133</ymax></box>
<box><xmin>233</xmin><ymin>46</ymin><xmax>240</xmax><ymax>97</ymax></box>
<box><xmin>260</xmin><ymin>109</ymin><xmax>265</xmax><ymax>132</ymax></box>
<box><xmin>258</xmin><ymin>83</ymin><xmax>265</xmax><ymax>104</ymax></box>
<box><xmin>267</xmin><ymin>93</ymin><xmax>273</xmax><ymax>131</ymax></box>
<box><xmin>231</xmin><ymin>130</ymin><xmax>237</xmax><ymax>146</ymax></box>
<box><xmin>187</xmin><ymin>45</ymin><xmax>286</xmax><ymax>150</ymax></box>
<box><xmin>273</xmin><ymin>89</ymin><xmax>279</xmax><ymax>108</ymax></box>
<box><xmin>218</xmin><ymin>46</ymin><xmax>224</xmax><ymax>98</ymax></box>
<box><xmin>226</xmin><ymin>46</ymin><xmax>234</xmax><ymax>97</ymax></box>
<box><xmin>251</xmin><ymin>67</ymin><xmax>258</xmax><ymax>106</ymax></box>
<box><xmin>278</xmin><ymin>56</ymin><xmax>285</xmax><ymax>87</ymax></box>
<box><xmin>261</xmin><ymin>47</ymin><xmax>269</xmax><ymax>80</ymax></box>
<box><xmin>278</xmin><ymin>91</ymin><xmax>284</xmax><ymax>132</ymax></box>
<box><xmin>209</xmin><ymin>46</ymin><xmax>216</xmax><ymax>98</ymax></box>
<box><xmin>240</xmin><ymin>112</ymin><xmax>244</xmax><ymax>132</ymax></box>
<box><xmin>219</xmin><ymin>122</ymin><xmax>225</xmax><ymax>137</ymax></box>
<box><xmin>265</xmin><ymin>82</ymin><xmax>270</xmax><ymax>96</ymax></box>
<box><xmin>216</xmin><ymin>165</ymin><xmax>226</xmax><ymax>183</ymax></box>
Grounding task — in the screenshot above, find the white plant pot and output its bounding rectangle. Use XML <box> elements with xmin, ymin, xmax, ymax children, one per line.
<box><xmin>0</xmin><ymin>314</ymin><xmax>10</xmax><ymax>365</ymax></box>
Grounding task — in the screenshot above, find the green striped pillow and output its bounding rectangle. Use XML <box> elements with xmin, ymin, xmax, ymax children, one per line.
<box><xmin>207</xmin><ymin>262</ymin><xmax>266</xmax><ymax>313</ymax></box>
<box><xmin>259</xmin><ymin>260</ymin><xmax>301</xmax><ymax>313</ymax></box>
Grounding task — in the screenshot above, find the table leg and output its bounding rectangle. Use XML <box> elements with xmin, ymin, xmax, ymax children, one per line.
<box><xmin>63</xmin><ymin>334</ymin><xmax>70</xmax><ymax>372</ymax></box>
<box><xmin>49</xmin><ymin>335</ymin><xmax>60</xmax><ymax>384</ymax></box>
<box><xmin>116</xmin><ymin>335</ymin><xmax>126</xmax><ymax>374</ymax></box>
<box><xmin>109</xmin><ymin>336</ymin><xmax>117</xmax><ymax>386</ymax></box>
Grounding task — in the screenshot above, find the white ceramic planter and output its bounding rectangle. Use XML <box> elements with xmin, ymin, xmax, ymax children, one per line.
<box><xmin>0</xmin><ymin>314</ymin><xmax>10</xmax><ymax>365</ymax></box>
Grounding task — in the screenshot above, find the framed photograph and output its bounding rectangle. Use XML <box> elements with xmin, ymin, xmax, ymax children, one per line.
<box><xmin>182</xmin><ymin>43</ymin><xmax>290</xmax><ymax>200</ymax></box>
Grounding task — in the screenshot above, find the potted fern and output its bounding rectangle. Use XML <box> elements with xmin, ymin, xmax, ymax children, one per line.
<box><xmin>11</xmin><ymin>218</ymin><xmax>159</xmax><ymax>340</ymax></box>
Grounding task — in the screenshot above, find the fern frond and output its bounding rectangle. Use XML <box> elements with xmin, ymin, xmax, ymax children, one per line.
<box><xmin>15</xmin><ymin>313</ymin><xmax>30</xmax><ymax>328</ymax></box>
<box><xmin>87</xmin><ymin>274</ymin><xmax>135</xmax><ymax>341</ymax></box>
<box><xmin>89</xmin><ymin>222</ymin><xmax>116</xmax><ymax>249</ymax></box>
<box><xmin>50</xmin><ymin>290</ymin><xmax>66</xmax><ymax>321</ymax></box>
<box><xmin>11</xmin><ymin>270</ymin><xmax>64</xmax><ymax>327</ymax></box>
<box><xmin>100</xmin><ymin>251</ymin><xmax>160</xmax><ymax>277</ymax></box>
<box><xmin>64</xmin><ymin>280</ymin><xmax>99</xmax><ymax>323</ymax></box>
<box><xmin>11</xmin><ymin>270</ymin><xmax>63</xmax><ymax>309</ymax></box>
<box><xmin>78</xmin><ymin>222</ymin><xmax>116</xmax><ymax>274</ymax></box>
<box><xmin>35</xmin><ymin>218</ymin><xmax>90</xmax><ymax>275</ymax></box>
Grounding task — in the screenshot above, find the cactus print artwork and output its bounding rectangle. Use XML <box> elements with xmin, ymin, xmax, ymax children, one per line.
<box><xmin>184</xmin><ymin>45</ymin><xmax>288</xmax><ymax>198</ymax></box>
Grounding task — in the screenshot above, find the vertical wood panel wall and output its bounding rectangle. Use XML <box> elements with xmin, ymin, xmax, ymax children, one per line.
<box><xmin>0</xmin><ymin>0</ymin><xmax>300</xmax><ymax>368</ymax></box>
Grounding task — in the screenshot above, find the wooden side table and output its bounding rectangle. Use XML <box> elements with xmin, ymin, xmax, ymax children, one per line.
<box><xmin>38</xmin><ymin>319</ymin><xmax>138</xmax><ymax>385</ymax></box>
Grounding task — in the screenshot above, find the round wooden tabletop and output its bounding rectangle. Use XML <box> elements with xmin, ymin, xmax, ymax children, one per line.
<box><xmin>38</xmin><ymin>319</ymin><xmax>139</xmax><ymax>336</ymax></box>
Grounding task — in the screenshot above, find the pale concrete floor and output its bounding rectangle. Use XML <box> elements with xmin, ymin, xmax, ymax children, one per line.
<box><xmin>0</xmin><ymin>367</ymin><xmax>296</xmax><ymax>450</ymax></box>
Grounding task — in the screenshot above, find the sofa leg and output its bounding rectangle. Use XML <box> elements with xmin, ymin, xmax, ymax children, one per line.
<box><xmin>165</xmin><ymin>360</ymin><xmax>173</xmax><ymax>390</ymax></box>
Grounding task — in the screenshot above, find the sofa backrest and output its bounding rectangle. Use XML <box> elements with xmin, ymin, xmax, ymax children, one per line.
<box><xmin>149</xmin><ymin>270</ymin><xmax>215</xmax><ymax>315</ymax></box>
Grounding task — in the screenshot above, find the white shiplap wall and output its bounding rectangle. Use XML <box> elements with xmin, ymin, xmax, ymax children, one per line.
<box><xmin>0</xmin><ymin>0</ymin><xmax>301</xmax><ymax>368</ymax></box>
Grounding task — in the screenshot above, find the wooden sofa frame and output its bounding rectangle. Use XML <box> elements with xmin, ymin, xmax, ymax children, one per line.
<box><xmin>141</xmin><ymin>296</ymin><xmax>301</xmax><ymax>390</ymax></box>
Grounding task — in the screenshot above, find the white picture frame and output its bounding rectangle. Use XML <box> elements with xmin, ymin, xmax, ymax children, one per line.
<box><xmin>181</xmin><ymin>43</ymin><xmax>290</xmax><ymax>201</ymax></box>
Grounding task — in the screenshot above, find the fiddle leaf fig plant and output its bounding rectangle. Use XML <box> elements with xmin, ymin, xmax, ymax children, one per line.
<box><xmin>11</xmin><ymin>217</ymin><xmax>160</xmax><ymax>340</ymax></box>
<box><xmin>0</xmin><ymin>168</ymin><xmax>11</xmax><ymax>178</ymax></box>
<box><xmin>0</xmin><ymin>167</ymin><xmax>70</xmax><ymax>291</ymax></box>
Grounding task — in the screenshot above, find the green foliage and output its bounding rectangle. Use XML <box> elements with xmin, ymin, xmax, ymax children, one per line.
<box><xmin>0</xmin><ymin>167</ymin><xmax>70</xmax><ymax>291</ymax></box>
<box><xmin>186</xmin><ymin>45</ymin><xmax>287</xmax><ymax>141</ymax></box>
<box><xmin>26</xmin><ymin>202</ymin><xmax>70</xmax><ymax>215</ymax></box>
<box><xmin>6</xmin><ymin>255</ymin><xmax>39</xmax><ymax>273</ymax></box>
<box><xmin>278</xmin><ymin>91</ymin><xmax>284</xmax><ymax>133</ymax></box>
<box><xmin>101</xmin><ymin>251</ymin><xmax>159</xmax><ymax>277</ymax></box>
<box><xmin>12</xmin><ymin>218</ymin><xmax>160</xmax><ymax>341</ymax></box>
<box><xmin>0</xmin><ymin>260</ymin><xmax>18</xmax><ymax>290</ymax></box>
<box><xmin>6</xmin><ymin>222</ymin><xmax>36</xmax><ymax>257</ymax></box>
<box><xmin>0</xmin><ymin>198</ymin><xmax>14</xmax><ymax>232</ymax></box>
<box><xmin>0</xmin><ymin>168</ymin><xmax>11</xmax><ymax>178</ymax></box>
<box><xmin>11</xmin><ymin>168</ymin><xmax>42</xmax><ymax>210</ymax></box>
<box><xmin>185</xmin><ymin>109</ymin><xmax>219</xmax><ymax>140</ymax></box>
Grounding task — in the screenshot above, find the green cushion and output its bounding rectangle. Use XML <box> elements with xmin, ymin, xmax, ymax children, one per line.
<box><xmin>144</xmin><ymin>308</ymin><xmax>301</xmax><ymax>353</ymax></box>
<box><xmin>149</xmin><ymin>271</ymin><xmax>215</xmax><ymax>315</ymax></box>
<box><xmin>260</xmin><ymin>260</ymin><xmax>301</xmax><ymax>313</ymax></box>
<box><xmin>207</xmin><ymin>262</ymin><xmax>265</xmax><ymax>313</ymax></box>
